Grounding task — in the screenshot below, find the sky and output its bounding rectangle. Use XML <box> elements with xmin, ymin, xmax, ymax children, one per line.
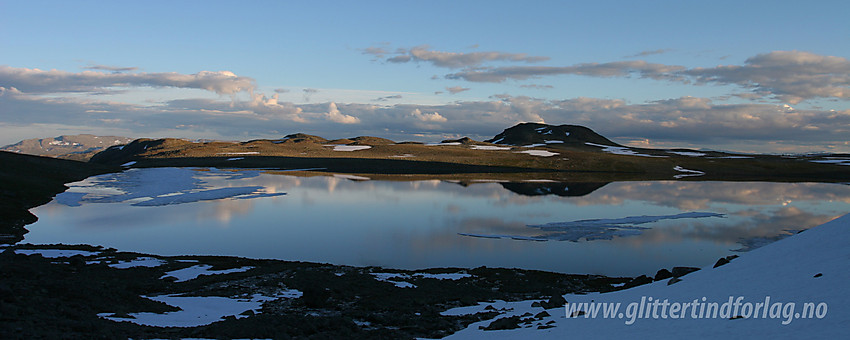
<box><xmin>2</xmin><ymin>0</ymin><xmax>850</xmax><ymax>153</ymax></box>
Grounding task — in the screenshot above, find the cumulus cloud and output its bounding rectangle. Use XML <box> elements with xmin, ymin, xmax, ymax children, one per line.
<box><xmin>409</xmin><ymin>108</ymin><xmax>447</xmax><ymax>122</ymax></box>
<box><xmin>324</xmin><ymin>102</ymin><xmax>360</xmax><ymax>124</ymax></box>
<box><xmin>0</xmin><ymin>66</ymin><xmax>255</xmax><ymax>95</ymax></box>
<box><xmin>446</xmin><ymin>86</ymin><xmax>470</xmax><ymax>94</ymax></box>
<box><xmin>3</xmin><ymin>83</ymin><xmax>849</xmax><ymax>152</ymax></box>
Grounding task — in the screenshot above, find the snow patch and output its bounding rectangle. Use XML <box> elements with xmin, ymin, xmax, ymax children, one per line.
<box><xmin>226</xmin><ymin>157</ymin><xmax>244</xmax><ymax>161</ymax></box>
<box><xmin>667</xmin><ymin>151</ymin><xmax>707</xmax><ymax>157</ymax></box>
<box><xmin>330</xmin><ymin>145</ymin><xmax>372</xmax><ymax>151</ymax></box>
<box><xmin>120</xmin><ymin>161</ymin><xmax>137</xmax><ymax>167</ymax></box>
<box><xmin>443</xmin><ymin>213</ymin><xmax>850</xmax><ymax>339</ymax></box>
<box><xmin>673</xmin><ymin>166</ymin><xmax>706</xmax><ymax>179</ymax></box>
<box><xmin>516</xmin><ymin>150</ymin><xmax>559</xmax><ymax>157</ymax></box>
<box><xmin>471</xmin><ymin>145</ymin><xmax>512</xmax><ymax>151</ymax></box>
<box><xmin>544</xmin><ymin>140</ymin><xmax>564</xmax><ymax>144</ymax></box>
<box><xmin>426</xmin><ymin>142</ymin><xmax>462</xmax><ymax>146</ymax></box>
<box><xmin>585</xmin><ymin>142</ymin><xmax>668</xmax><ymax>158</ymax></box>
<box><xmin>98</xmin><ymin>290</ymin><xmax>301</xmax><ymax>327</ymax></box>
<box><xmin>161</xmin><ymin>264</ymin><xmax>254</xmax><ymax>282</ymax></box>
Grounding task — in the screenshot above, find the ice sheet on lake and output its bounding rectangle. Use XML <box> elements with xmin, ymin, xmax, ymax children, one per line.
<box><xmin>161</xmin><ymin>264</ymin><xmax>255</xmax><ymax>282</ymax></box>
<box><xmin>460</xmin><ymin>212</ymin><xmax>724</xmax><ymax>242</ymax></box>
<box><xmin>98</xmin><ymin>290</ymin><xmax>301</xmax><ymax>327</ymax></box>
<box><xmin>54</xmin><ymin>168</ymin><xmax>285</xmax><ymax>207</ymax></box>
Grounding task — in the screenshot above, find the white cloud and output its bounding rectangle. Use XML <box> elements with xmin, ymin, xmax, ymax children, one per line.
<box><xmin>0</xmin><ymin>66</ymin><xmax>255</xmax><ymax>95</ymax></box>
<box><xmin>324</xmin><ymin>102</ymin><xmax>360</xmax><ymax>124</ymax></box>
<box><xmin>410</xmin><ymin>109</ymin><xmax>447</xmax><ymax>122</ymax></box>
<box><xmin>446</xmin><ymin>86</ymin><xmax>470</xmax><ymax>94</ymax></box>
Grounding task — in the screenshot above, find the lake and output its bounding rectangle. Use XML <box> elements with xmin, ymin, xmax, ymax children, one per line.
<box><xmin>23</xmin><ymin>167</ymin><xmax>850</xmax><ymax>277</ymax></box>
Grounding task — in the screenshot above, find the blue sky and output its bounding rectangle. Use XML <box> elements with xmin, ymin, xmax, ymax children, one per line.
<box><xmin>2</xmin><ymin>0</ymin><xmax>850</xmax><ymax>153</ymax></box>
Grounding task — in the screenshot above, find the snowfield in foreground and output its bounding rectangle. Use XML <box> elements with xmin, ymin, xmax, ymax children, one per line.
<box><xmin>441</xmin><ymin>213</ymin><xmax>850</xmax><ymax>339</ymax></box>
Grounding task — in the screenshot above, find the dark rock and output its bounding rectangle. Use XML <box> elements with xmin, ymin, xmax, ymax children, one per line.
<box><xmin>624</xmin><ymin>275</ymin><xmax>653</xmax><ymax>288</ymax></box>
<box><xmin>654</xmin><ymin>269</ymin><xmax>673</xmax><ymax>281</ymax></box>
<box><xmin>713</xmin><ymin>257</ymin><xmax>730</xmax><ymax>268</ymax></box>
<box><xmin>814</xmin><ymin>273</ymin><xmax>823</xmax><ymax>278</ymax></box>
<box><xmin>531</xmin><ymin>301</ymin><xmax>542</xmax><ymax>308</ymax></box>
<box><xmin>730</xmin><ymin>315</ymin><xmax>745</xmax><ymax>320</ymax></box>
<box><xmin>482</xmin><ymin>315</ymin><xmax>521</xmax><ymax>331</ymax></box>
<box><xmin>534</xmin><ymin>311</ymin><xmax>550</xmax><ymax>319</ymax></box>
<box><xmin>671</xmin><ymin>267</ymin><xmax>700</xmax><ymax>277</ymax></box>
<box><xmin>667</xmin><ymin>277</ymin><xmax>682</xmax><ymax>286</ymax></box>
<box><xmin>541</xmin><ymin>294</ymin><xmax>566</xmax><ymax>309</ymax></box>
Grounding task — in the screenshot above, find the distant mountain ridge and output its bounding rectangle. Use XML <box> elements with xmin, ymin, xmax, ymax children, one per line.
<box><xmin>1</xmin><ymin>134</ymin><xmax>134</xmax><ymax>161</ymax></box>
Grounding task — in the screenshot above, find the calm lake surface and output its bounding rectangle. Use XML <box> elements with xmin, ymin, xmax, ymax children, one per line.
<box><xmin>24</xmin><ymin>168</ymin><xmax>850</xmax><ymax>276</ymax></box>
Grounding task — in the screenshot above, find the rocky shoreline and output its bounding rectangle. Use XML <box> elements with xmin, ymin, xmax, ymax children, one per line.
<box><xmin>2</xmin><ymin>243</ymin><xmax>635</xmax><ymax>339</ymax></box>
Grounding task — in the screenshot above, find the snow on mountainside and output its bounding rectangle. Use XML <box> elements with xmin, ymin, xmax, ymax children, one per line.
<box><xmin>1</xmin><ymin>134</ymin><xmax>134</xmax><ymax>161</ymax></box>
<box><xmin>441</xmin><ymin>213</ymin><xmax>850</xmax><ymax>339</ymax></box>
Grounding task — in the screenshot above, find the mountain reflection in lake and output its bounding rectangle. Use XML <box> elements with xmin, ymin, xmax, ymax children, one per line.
<box><xmin>24</xmin><ymin>168</ymin><xmax>850</xmax><ymax>277</ymax></box>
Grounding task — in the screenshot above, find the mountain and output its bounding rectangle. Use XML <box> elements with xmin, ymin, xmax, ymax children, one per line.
<box><xmin>1</xmin><ymin>134</ymin><xmax>134</xmax><ymax>161</ymax></box>
<box><xmin>486</xmin><ymin>123</ymin><xmax>621</xmax><ymax>148</ymax></box>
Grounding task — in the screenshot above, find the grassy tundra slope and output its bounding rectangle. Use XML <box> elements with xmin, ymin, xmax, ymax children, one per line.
<box><xmin>89</xmin><ymin>123</ymin><xmax>849</xmax><ymax>183</ymax></box>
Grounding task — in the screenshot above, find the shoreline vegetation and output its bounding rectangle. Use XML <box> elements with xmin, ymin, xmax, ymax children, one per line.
<box><xmin>2</xmin><ymin>123</ymin><xmax>848</xmax><ymax>338</ymax></box>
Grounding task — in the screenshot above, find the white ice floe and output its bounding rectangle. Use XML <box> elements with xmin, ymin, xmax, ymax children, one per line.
<box><xmin>471</xmin><ymin>145</ymin><xmax>512</xmax><ymax>151</ymax></box>
<box><xmin>333</xmin><ymin>174</ymin><xmax>371</xmax><ymax>181</ymax></box>
<box><xmin>108</xmin><ymin>257</ymin><xmax>167</xmax><ymax>269</ymax></box>
<box><xmin>55</xmin><ymin>168</ymin><xmax>285</xmax><ymax>207</ymax></box>
<box><xmin>14</xmin><ymin>249</ymin><xmax>100</xmax><ymax>258</ymax></box>
<box><xmin>516</xmin><ymin>150</ymin><xmax>559</xmax><ymax>157</ymax></box>
<box><xmin>460</xmin><ymin>212</ymin><xmax>723</xmax><ymax>242</ymax></box>
<box><xmin>443</xmin><ymin>213</ymin><xmax>850</xmax><ymax>339</ymax></box>
<box><xmin>161</xmin><ymin>264</ymin><xmax>254</xmax><ymax>282</ymax></box>
<box><xmin>330</xmin><ymin>145</ymin><xmax>372</xmax><ymax>151</ymax></box>
<box><xmin>426</xmin><ymin>142</ymin><xmax>462</xmax><ymax>146</ymax></box>
<box><xmin>98</xmin><ymin>290</ymin><xmax>301</xmax><ymax>328</ymax></box>
<box><xmin>121</xmin><ymin>161</ymin><xmax>137</xmax><ymax>167</ymax></box>
<box><xmin>673</xmin><ymin>166</ymin><xmax>706</xmax><ymax>179</ymax></box>
<box><xmin>226</xmin><ymin>157</ymin><xmax>244</xmax><ymax>161</ymax></box>
<box><xmin>585</xmin><ymin>142</ymin><xmax>668</xmax><ymax>158</ymax></box>
<box><xmin>372</xmin><ymin>272</ymin><xmax>473</xmax><ymax>288</ymax></box>
<box><xmin>667</xmin><ymin>151</ymin><xmax>706</xmax><ymax>157</ymax></box>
